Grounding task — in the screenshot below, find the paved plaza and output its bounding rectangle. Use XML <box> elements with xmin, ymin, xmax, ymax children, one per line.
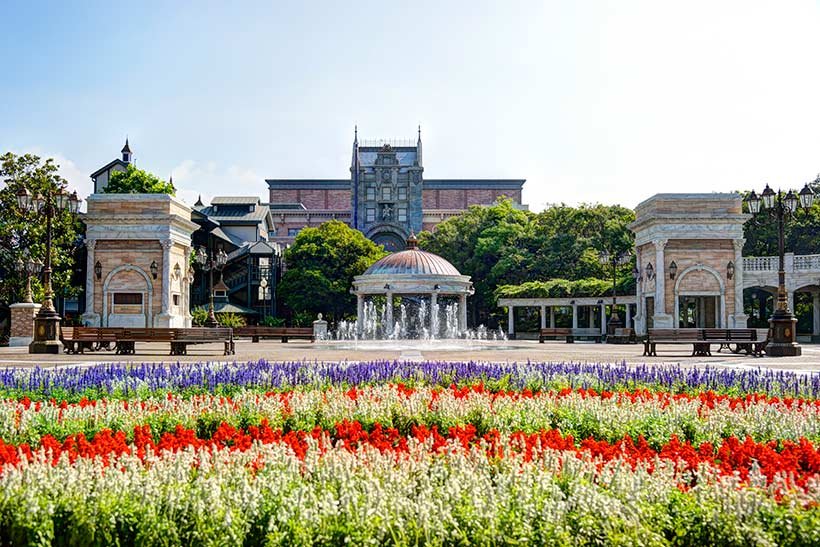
<box><xmin>2</xmin><ymin>339</ymin><xmax>820</xmax><ymax>373</ymax></box>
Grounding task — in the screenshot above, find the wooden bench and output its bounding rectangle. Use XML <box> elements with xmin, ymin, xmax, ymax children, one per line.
<box><xmin>539</xmin><ymin>327</ymin><xmax>602</xmax><ymax>343</ymax></box>
<box><xmin>644</xmin><ymin>328</ymin><xmax>766</xmax><ymax>357</ymax></box>
<box><xmin>61</xmin><ymin>327</ymin><xmax>122</xmax><ymax>354</ymax></box>
<box><xmin>712</xmin><ymin>328</ymin><xmax>769</xmax><ymax>357</ymax></box>
<box><xmin>116</xmin><ymin>328</ymin><xmax>235</xmax><ymax>355</ymax></box>
<box><xmin>539</xmin><ymin>328</ymin><xmax>572</xmax><ymax>343</ymax></box>
<box><xmin>607</xmin><ymin>328</ymin><xmax>635</xmax><ymax>344</ymax></box>
<box><xmin>233</xmin><ymin>326</ymin><xmax>314</xmax><ymax>343</ymax></box>
<box><xmin>643</xmin><ymin>329</ymin><xmax>701</xmax><ymax>356</ymax></box>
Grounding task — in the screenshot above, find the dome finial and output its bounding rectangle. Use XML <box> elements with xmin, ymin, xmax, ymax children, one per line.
<box><xmin>407</xmin><ymin>232</ymin><xmax>418</xmax><ymax>250</ymax></box>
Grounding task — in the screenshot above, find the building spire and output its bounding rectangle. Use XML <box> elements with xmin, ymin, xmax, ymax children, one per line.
<box><xmin>354</xmin><ymin>124</ymin><xmax>358</xmax><ymax>145</ymax></box>
<box><xmin>416</xmin><ymin>125</ymin><xmax>423</xmax><ymax>168</ymax></box>
<box><xmin>417</xmin><ymin>125</ymin><xmax>421</xmax><ymax>142</ymax></box>
<box><xmin>121</xmin><ymin>137</ymin><xmax>132</xmax><ymax>163</ymax></box>
<box><xmin>195</xmin><ymin>194</ymin><xmax>203</xmax><ymax>207</ymax></box>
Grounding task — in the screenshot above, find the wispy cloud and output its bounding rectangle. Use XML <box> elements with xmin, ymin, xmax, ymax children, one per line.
<box><xmin>171</xmin><ymin>160</ymin><xmax>264</xmax><ymax>207</ymax></box>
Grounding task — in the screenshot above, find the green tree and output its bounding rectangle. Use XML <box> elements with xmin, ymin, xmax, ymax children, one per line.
<box><xmin>0</xmin><ymin>153</ymin><xmax>82</xmax><ymax>310</ymax></box>
<box><xmin>419</xmin><ymin>200</ymin><xmax>636</xmax><ymax>327</ymax></box>
<box><xmin>103</xmin><ymin>164</ymin><xmax>176</xmax><ymax>195</ymax></box>
<box><xmin>278</xmin><ymin>220</ymin><xmax>387</xmax><ymax>323</ymax></box>
<box><xmin>741</xmin><ymin>180</ymin><xmax>820</xmax><ymax>257</ymax></box>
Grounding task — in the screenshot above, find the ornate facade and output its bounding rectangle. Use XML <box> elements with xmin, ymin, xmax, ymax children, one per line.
<box><xmin>267</xmin><ymin>128</ymin><xmax>526</xmax><ymax>250</ymax></box>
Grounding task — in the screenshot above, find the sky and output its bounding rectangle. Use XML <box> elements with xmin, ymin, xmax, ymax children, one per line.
<box><xmin>1</xmin><ymin>0</ymin><xmax>819</xmax><ymax>212</ymax></box>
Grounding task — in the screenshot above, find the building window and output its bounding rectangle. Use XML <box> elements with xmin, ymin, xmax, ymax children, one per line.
<box><xmin>288</xmin><ymin>228</ymin><xmax>301</xmax><ymax>236</ymax></box>
<box><xmin>382</xmin><ymin>186</ymin><xmax>392</xmax><ymax>200</ymax></box>
<box><xmin>366</xmin><ymin>186</ymin><xmax>375</xmax><ymax>201</ymax></box>
<box><xmin>397</xmin><ymin>186</ymin><xmax>407</xmax><ymax>200</ymax></box>
<box><xmin>173</xmin><ymin>294</ymin><xmax>180</xmax><ymax>307</ymax></box>
<box><xmin>398</xmin><ymin>207</ymin><xmax>407</xmax><ymax>222</ymax></box>
<box><xmin>366</xmin><ymin>208</ymin><xmax>376</xmax><ymax>222</ymax></box>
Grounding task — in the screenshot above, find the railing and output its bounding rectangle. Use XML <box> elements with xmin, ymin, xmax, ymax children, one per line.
<box><xmin>795</xmin><ymin>254</ymin><xmax>820</xmax><ymax>270</ymax></box>
<box><xmin>743</xmin><ymin>254</ymin><xmax>820</xmax><ymax>272</ymax></box>
<box><xmin>743</xmin><ymin>256</ymin><xmax>778</xmax><ymax>271</ymax></box>
<box><xmin>358</xmin><ymin>139</ymin><xmax>417</xmax><ymax>148</ymax></box>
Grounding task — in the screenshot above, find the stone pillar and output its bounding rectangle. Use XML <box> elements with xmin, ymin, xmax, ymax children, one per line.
<box><xmin>386</xmin><ymin>292</ymin><xmax>394</xmax><ymax>336</ymax></box>
<box><xmin>571</xmin><ymin>303</ymin><xmax>578</xmax><ymax>329</ymax></box>
<box><xmin>625</xmin><ymin>304</ymin><xmax>632</xmax><ymax>329</ymax></box>
<box><xmin>81</xmin><ymin>239</ymin><xmax>100</xmax><ymax>326</ymax></box>
<box><xmin>600</xmin><ymin>303</ymin><xmax>606</xmax><ymax>335</ymax></box>
<box><xmin>812</xmin><ymin>292</ymin><xmax>820</xmax><ymax>337</ymax></box>
<box><xmin>787</xmin><ymin>291</ymin><xmax>795</xmax><ymax>316</ymax></box>
<box><xmin>634</xmin><ymin>247</ymin><xmax>642</xmax><ymax>328</ymax></box>
<box><xmin>588</xmin><ymin>307</ymin><xmax>595</xmax><ymax>328</ymax></box>
<box><xmin>313</xmin><ymin>313</ymin><xmax>328</xmax><ymax>340</ymax></box>
<box><xmin>652</xmin><ymin>238</ymin><xmax>673</xmax><ymax>327</ymax></box>
<box><xmin>9</xmin><ymin>303</ymin><xmax>41</xmax><ymax>346</ymax></box>
<box><xmin>549</xmin><ymin>307</ymin><xmax>555</xmax><ymax>328</ymax></box>
<box><xmin>507</xmin><ymin>305</ymin><xmax>514</xmax><ymax>337</ymax></box>
<box><xmin>458</xmin><ymin>294</ymin><xmax>467</xmax><ymax>334</ymax></box>
<box><xmin>356</xmin><ymin>294</ymin><xmax>364</xmax><ymax>334</ymax></box>
<box><xmin>540</xmin><ymin>305</ymin><xmax>546</xmax><ymax>329</ymax></box>
<box><xmin>183</xmin><ymin>246</ymin><xmax>192</xmax><ymax>327</ymax></box>
<box><xmin>155</xmin><ymin>239</ymin><xmax>174</xmax><ymax>327</ymax></box>
<box><xmin>731</xmin><ymin>239</ymin><xmax>748</xmax><ymax>328</ymax></box>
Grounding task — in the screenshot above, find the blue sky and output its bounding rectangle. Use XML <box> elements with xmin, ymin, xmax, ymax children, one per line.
<box><xmin>2</xmin><ymin>0</ymin><xmax>819</xmax><ymax>211</ymax></box>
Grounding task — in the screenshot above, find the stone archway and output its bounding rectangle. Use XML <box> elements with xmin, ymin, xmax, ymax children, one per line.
<box><xmin>365</xmin><ymin>223</ymin><xmax>410</xmax><ymax>252</ymax></box>
<box><xmin>673</xmin><ymin>264</ymin><xmax>726</xmax><ymax>328</ymax></box>
<box><xmin>102</xmin><ymin>264</ymin><xmax>154</xmax><ymax>327</ymax></box>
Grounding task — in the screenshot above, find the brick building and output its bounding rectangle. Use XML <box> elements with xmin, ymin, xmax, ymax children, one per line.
<box><xmin>267</xmin><ymin>128</ymin><xmax>526</xmax><ymax>250</ymax></box>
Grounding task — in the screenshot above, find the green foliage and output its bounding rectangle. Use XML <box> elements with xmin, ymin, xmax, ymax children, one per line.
<box><xmin>495</xmin><ymin>277</ymin><xmax>636</xmax><ymax>300</ymax></box>
<box><xmin>190</xmin><ymin>306</ymin><xmax>208</xmax><ymax>327</ymax></box>
<box><xmin>215</xmin><ymin>312</ymin><xmax>246</xmax><ymax>328</ymax></box>
<box><xmin>0</xmin><ymin>153</ymin><xmax>82</xmax><ymax>307</ymax></box>
<box><xmin>103</xmin><ymin>164</ymin><xmax>176</xmax><ymax>195</ymax></box>
<box><xmin>190</xmin><ymin>307</ymin><xmax>246</xmax><ymax>328</ymax></box>
<box><xmin>261</xmin><ymin>316</ymin><xmax>286</xmax><ymax>327</ymax></box>
<box><xmin>419</xmin><ymin>199</ymin><xmax>635</xmax><ymax>325</ymax></box>
<box><xmin>279</xmin><ymin>220</ymin><xmax>387</xmax><ymax>322</ymax></box>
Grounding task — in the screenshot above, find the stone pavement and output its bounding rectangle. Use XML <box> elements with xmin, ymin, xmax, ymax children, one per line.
<box><xmin>1</xmin><ymin>339</ymin><xmax>819</xmax><ymax>372</ymax></box>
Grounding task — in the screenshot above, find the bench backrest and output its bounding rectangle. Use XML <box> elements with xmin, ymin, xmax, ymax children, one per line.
<box><xmin>540</xmin><ymin>328</ymin><xmax>572</xmax><ymax>335</ymax></box>
<box><xmin>175</xmin><ymin>328</ymin><xmax>232</xmax><ymax>340</ymax></box>
<box><xmin>234</xmin><ymin>326</ymin><xmax>312</xmax><ymax>335</ymax></box>
<box><xmin>648</xmin><ymin>328</ymin><xmax>700</xmax><ymax>340</ymax></box>
<box><xmin>701</xmin><ymin>328</ymin><xmax>757</xmax><ymax>341</ymax></box>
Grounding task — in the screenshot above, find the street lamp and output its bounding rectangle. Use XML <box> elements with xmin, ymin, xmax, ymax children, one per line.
<box><xmin>195</xmin><ymin>246</ymin><xmax>227</xmax><ymax>327</ymax></box>
<box><xmin>745</xmin><ymin>180</ymin><xmax>816</xmax><ymax>357</ymax></box>
<box><xmin>14</xmin><ymin>254</ymin><xmax>43</xmax><ymax>304</ymax></box>
<box><xmin>16</xmin><ymin>186</ymin><xmax>81</xmax><ymax>353</ymax></box>
<box><xmin>598</xmin><ymin>249</ymin><xmax>632</xmax><ymax>335</ymax></box>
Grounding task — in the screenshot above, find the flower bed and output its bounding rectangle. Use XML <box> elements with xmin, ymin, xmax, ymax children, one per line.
<box><xmin>1</xmin><ymin>360</ymin><xmax>820</xmax><ymax>545</ymax></box>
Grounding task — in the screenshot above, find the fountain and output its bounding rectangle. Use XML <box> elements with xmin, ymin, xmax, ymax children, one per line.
<box><xmin>317</xmin><ymin>234</ymin><xmax>508</xmax><ymax>351</ymax></box>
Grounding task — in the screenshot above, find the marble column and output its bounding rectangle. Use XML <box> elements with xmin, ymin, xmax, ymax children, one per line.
<box><xmin>731</xmin><ymin>239</ymin><xmax>747</xmax><ymax>328</ymax></box>
<box><xmin>549</xmin><ymin>307</ymin><xmax>555</xmax><ymax>328</ymax></box>
<box><xmin>625</xmin><ymin>304</ymin><xmax>632</xmax><ymax>329</ymax></box>
<box><xmin>507</xmin><ymin>304</ymin><xmax>514</xmax><ymax>336</ymax></box>
<box><xmin>813</xmin><ymin>292</ymin><xmax>820</xmax><ymax>336</ymax></box>
<box><xmin>588</xmin><ymin>307</ymin><xmax>595</xmax><ymax>328</ymax></box>
<box><xmin>600</xmin><ymin>303</ymin><xmax>606</xmax><ymax>335</ymax></box>
<box><xmin>787</xmin><ymin>291</ymin><xmax>795</xmax><ymax>316</ymax></box>
<box><xmin>160</xmin><ymin>239</ymin><xmax>172</xmax><ymax>314</ymax></box>
<box><xmin>652</xmin><ymin>238</ymin><xmax>673</xmax><ymax>327</ymax></box>
<box><xmin>81</xmin><ymin>239</ymin><xmax>100</xmax><ymax>326</ymax></box>
<box><xmin>634</xmin><ymin>246</ymin><xmax>642</xmax><ymax>328</ymax></box>
<box><xmin>540</xmin><ymin>305</ymin><xmax>546</xmax><ymax>329</ymax></box>
<box><xmin>571</xmin><ymin>304</ymin><xmax>578</xmax><ymax>329</ymax></box>
<box><xmin>386</xmin><ymin>292</ymin><xmax>394</xmax><ymax>336</ymax></box>
<box><xmin>458</xmin><ymin>294</ymin><xmax>467</xmax><ymax>334</ymax></box>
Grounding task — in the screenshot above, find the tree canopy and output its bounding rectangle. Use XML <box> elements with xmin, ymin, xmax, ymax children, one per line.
<box><xmin>278</xmin><ymin>220</ymin><xmax>387</xmax><ymax>323</ymax></box>
<box><xmin>0</xmin><ymin>152</ymin><xmax>82</xmax><ymax>310</ymax></box>
<box><xmin>418</xmin><ymin>199</ymin><xmax>636</xmax><ymax>326</ymax></box>
<box><xmin>103</xmin><ymin>164</ymin><xmax>176</xmax><ymax>195</ymax></box>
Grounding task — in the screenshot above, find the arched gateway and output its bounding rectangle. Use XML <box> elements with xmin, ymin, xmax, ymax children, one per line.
<box><xmin>351</xmin><ymin>235</ymin><xmax>473</xmax><ymax>337</ymax></box>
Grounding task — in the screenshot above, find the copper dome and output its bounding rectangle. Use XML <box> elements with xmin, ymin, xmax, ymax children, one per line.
<box><xmin>363</xmin><ymin>248</ymin><xmax>461</xmax><ymax>276</ymax></box>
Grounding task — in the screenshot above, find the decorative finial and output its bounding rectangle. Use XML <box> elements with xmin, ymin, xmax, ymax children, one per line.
<box><xmin>195</xmin><ymin>194</ymin><xmax>203</xmax><ymax>207</ymax></box>
<box><xmin>406</xmin><ymin>232</ymin><xmax>418</xmax><ymax>250</ymax></box>
<box><xmin>354</xmin><ymin>125</ymin><xmax>358</xmax><ymax>143</ymax></box>
<box><xmin>418</xmin><ymin>125</ymin><xmax>421</xmax><ymax>140</ymax></box>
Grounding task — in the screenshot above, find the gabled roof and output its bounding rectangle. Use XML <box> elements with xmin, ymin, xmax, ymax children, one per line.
<box><xmin>121</xmin><ymin>138</ymin><xmax>132</xmax><ymax>154</ymax></box>
<box><xmin>198</xmin><ymin>204</ymin><xmax>270</xmax><ymax>223</ymax></box>
<box><xmin>90</xmin><ymin>158</ymin><xmax>128</xmax><ymax>180</ymax></box>
<box><xmin>211</xmin><ymin>196</ymin><xmax>261</xmax><ymax>205</ymax></box>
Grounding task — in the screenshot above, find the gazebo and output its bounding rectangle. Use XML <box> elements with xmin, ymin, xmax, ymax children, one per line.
<box><xmin>351</xmin><ymin>235</ymin><xmax>473</xmax><ymax>337</ymax></box>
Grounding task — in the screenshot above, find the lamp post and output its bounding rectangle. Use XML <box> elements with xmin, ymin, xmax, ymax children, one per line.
<box><xmin>195</xmin><ymin>247</ymin><xmax>227</xmax><ymax>327</ymax></box>
<box><xmin>14</xmin><ymin>254</ymin><xmax>43</xmax><ymax>304</ymax></box>
<box><xmin>16</xmin><ymin>186</ymin><xmax>81</xmax><ymax>353</ymax></box>
<box><xmin>745</xmin><ymin>181</ymin><xmax>816</xmax><ymax>357</ymax></box>
<box><xmin>598</xmin><ymin>249</ymin><xmax>631</xmax><ymax>335</ymax></box>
